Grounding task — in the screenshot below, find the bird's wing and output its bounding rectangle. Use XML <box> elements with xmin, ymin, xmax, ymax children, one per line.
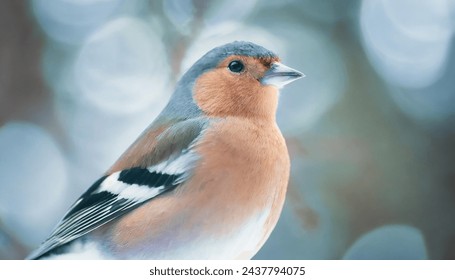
<box><xmin>28</xmin><ymin>118</ymin><xmax>207</xmax><ymax>259</ymax></box>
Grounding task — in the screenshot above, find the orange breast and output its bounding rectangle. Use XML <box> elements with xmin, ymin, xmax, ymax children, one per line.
<box><xmin>102</xmin><ymin>117</ymin><xmax>290</xmax><ymax>259</ymax></box>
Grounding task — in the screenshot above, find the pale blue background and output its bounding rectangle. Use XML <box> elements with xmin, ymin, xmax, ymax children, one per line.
<box><xmin>0</xmin><ymin>0</ymin><xmax>454</xmax><ymax>259</ymax></box>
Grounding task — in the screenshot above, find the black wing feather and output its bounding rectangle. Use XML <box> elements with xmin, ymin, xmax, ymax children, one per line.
<box><xmin>27</xmin><ymin>167</ymin><xmax>184</xmax><ymax>259</ymax></box>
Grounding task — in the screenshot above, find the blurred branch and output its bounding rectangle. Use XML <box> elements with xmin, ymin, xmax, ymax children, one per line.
<box><xmin>148</xmin><ymin>0</ymin><xmax>210</xmax><ymax>84</ymax></box>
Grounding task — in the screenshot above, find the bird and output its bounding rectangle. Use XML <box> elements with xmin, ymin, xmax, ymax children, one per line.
<box><xmin>27</xmin><ymin>41</ymin><xmax>304</xmax><ymax>260</ymax></box>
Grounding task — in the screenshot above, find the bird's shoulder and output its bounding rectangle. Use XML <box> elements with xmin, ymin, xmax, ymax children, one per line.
<box><xmin>28</xmin><ymin>117</ymin><xmax>209</xmax><ymax>260</ymax></box>
<box><xmin>107</xmin><ymin>117</ymin><xmax>209</xmax><ymax>173</ymax></box>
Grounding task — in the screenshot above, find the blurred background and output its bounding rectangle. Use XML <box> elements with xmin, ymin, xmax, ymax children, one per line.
<box><xmin>0</xmin><ymin>0</ymin><xmax>454</xmax><ymax>260</ymax></box>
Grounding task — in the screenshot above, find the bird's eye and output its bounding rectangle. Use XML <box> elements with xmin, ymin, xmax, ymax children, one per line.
<box><xmin>228</xmin><ymin>60</ymin><xmax>244</xmax><ymax>73</ymax></box>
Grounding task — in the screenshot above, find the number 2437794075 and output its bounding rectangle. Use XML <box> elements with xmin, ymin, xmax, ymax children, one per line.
<box><xmin>241</xmin><ymin>266</ymin><xmax>305</xmax><ymax>276</ymax></box>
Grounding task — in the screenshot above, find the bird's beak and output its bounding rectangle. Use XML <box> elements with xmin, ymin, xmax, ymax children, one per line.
<box><xmin>260</xmin><ymin>62</ymin><xmax>305</xmax><ymax>88</ymax></box>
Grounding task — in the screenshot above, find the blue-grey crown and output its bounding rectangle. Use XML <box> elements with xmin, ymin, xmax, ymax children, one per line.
<box><xmin>205</xmin><ymin>41</ymin><xmax>277</xmax><ymax>61</ymax></box>
<box><xmin>185</xmin><ymin>41</ymin><xmax>276</xmax><ymax>82</ymax></box>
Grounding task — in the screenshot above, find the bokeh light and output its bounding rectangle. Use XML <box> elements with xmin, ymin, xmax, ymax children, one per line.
<box><xmin>31</xmin><ymin>0</ymin><xmax>124</xmax><ymax>45</ymax></box>
<box><xmin>0</xmin><ymin>122</ymin><xmax>67</xmax><ymax>246</ymax></box>
<box><xmin>74</xmin><ymin>17</ymin><xmax>169</xmax><ymax>114</ymax></box>
<box><xmin>343</xmin><ymin>225</ymin><xmax>428</xmax><ymax>260</ymax></box>
<box><xmin>360</xmin><ymin>0</ymin><xmax>453</xmax><ymax>89</ymax></box>
<box><xmin>163</xmin><ymin>0</ymin><xmax>194</xmax><ymax>33</ymax></box>
<box><xmin>203</xmin><ymin>0</ymin><xmax>258</xmax><ymax>27</ymax></box>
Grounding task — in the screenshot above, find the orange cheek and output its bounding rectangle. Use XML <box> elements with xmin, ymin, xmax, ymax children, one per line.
<box><xmin>193</xmin><ymin>55</ymin><xmax>280</xmax><ymax>120</ymax></box>
<box><xmin>193</xmin><ymin>69</ymin><xmax>233</xmax><ymax>116</ymax></box>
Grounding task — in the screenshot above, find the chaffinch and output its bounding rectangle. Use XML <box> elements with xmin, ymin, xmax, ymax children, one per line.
<box><xmin>28</xmin><ymin>41</ymin><xmax>304</xmax><ymax>260</ymax></box>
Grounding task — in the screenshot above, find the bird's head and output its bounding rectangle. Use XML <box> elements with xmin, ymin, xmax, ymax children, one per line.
<box><xmin>163</xmin><ymin>41</ymin><xmax>304</xmax><ymax>121</ymax></box>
